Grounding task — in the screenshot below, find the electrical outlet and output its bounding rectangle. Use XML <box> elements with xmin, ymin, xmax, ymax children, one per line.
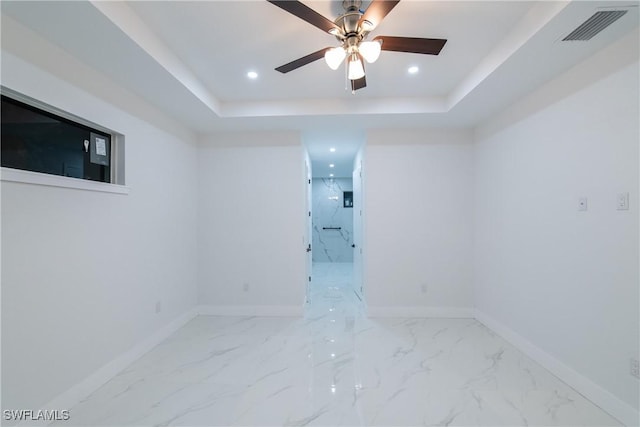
<box><xmin>155</xmin><ymin>300</ymin><xmax>162</xmax><ymax>314</ymax></box>
<box><xmin>631</xmin><ymin>358</ymin><xmax>640</xmax><ymax>379</ymax></box>
<box><xmin>243</xmin><ymin>282</ymin><xmax>250</xmax><ymax>292</ymax></box>
<box><xmin>578</xmin><ymin>197</ymin><xmax>588</xmax><ymax>211</ymax></box>
<box><xmin>420</xmin><ymin>283</ymin><xmax>428</xmax><ymax>294</ymax></box>
<box><xmin>617</xmin><ymin>192</ymin><xmax>629</xmax><ymax>210</ymax></box>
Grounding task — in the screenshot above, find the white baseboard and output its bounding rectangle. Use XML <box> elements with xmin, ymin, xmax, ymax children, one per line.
<box><xmin>197</xmin><ymin>304</ymin><xmax>303</xmax><ymax>317</ymax></box>
<box><xmin>475</xmin><ymin>310</ymin><xmax>639</xmax><ymax>427</ymax></box>
<box><xmin>23</xmin><ymin>307</ymin><xmax>199</xmax><ymax>427</ymax></box>
<box><xmin>367</xmin><ymin>306</ymin><xmax>474</xmax><ymax>318</ymax></box>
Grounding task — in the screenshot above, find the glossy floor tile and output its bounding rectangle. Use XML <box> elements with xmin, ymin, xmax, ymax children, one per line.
<box><xmin>56</xmin><ymin>262</ymin><xmax>621</xmax><ymax>426</ymax></box>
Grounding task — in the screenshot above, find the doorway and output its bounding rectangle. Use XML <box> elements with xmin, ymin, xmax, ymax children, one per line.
<box><xmin>303</xmin><ymin>131</ymin><xmax>365</xmax><ymax>310</ymax></box>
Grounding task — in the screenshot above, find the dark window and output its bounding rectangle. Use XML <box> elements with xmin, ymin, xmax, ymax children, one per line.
<box><xmin>344</xmin><ymin>191</ymin><xmax>353</xmax><ymax>208</ymax></box>
<box><xmin>1</xmin><ymin>95</ymin><xmax>111</xmax><ymax>183</ymax></box>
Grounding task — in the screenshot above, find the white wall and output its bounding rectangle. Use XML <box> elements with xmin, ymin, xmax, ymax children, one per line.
<box><xmin>364</xmin><ymin>130</ymin><xmax>474</xmax><ymax>315</ymax></box>
<box><xmin>1</xmin><ymin>24</ymin><xmax>198</xmax><ymax>415</ymax></box>
<box><xmin>473</xmin><ymin>30</ymin><xmax>639</xmax><ymax>422</ymax></box>
<box><xmin>198</xmin><ymin>133</ymin><xmax>306</xmax><ymax>313</ymax></box>
<box><xmin>312</xmin><ymin>178</ymin><xmax>354</xmax><ymax>263</ymax></box>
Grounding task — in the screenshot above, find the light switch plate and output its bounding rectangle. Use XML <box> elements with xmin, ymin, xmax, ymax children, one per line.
<box><xmin>631</xmin><ymin>358</ymin><xmax>639</xmax><ymax>379</ymax></box>
<box><xmin>617</xmin><ymin>192</ymin><xmax>629</xmax><ymax>210</ymax></box>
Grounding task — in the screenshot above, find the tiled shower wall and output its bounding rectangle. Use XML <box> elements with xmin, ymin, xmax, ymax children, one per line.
<box><xmin>312</xmin><ymin>178</ymin><xmax>353</xmax><ymax>262</ymax></box>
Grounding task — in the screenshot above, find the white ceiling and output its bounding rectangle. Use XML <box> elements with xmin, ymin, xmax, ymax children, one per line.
<box><xmin>1</xmin><ymin>0</ymin><xmax>638</xmax><ymax>177</ymax></box>
<box><xmin>126</xmin><ymin>1</ymin><xmax>533</xmax><ymax>101</ymax></box>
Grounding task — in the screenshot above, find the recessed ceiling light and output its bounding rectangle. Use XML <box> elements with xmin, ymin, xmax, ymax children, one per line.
<box><xmin>329</xmin><ymin>173</ymin><xmax>334</xmax><ymax>177</ymax></box>
<box><xmin>408</xmin><ymin>66</ymin><xmax>419</xmax><ymax>74</ymax></box>
<box><xmin>329</xmin><ymin>163</ymin><xmax>335</xmax><ymax>168</ymax></box>
<box><xmin>329</xmin><ymin>147</ymin><xmax>336</xmax><ymax>152</ymax></box>
<box><xmin>247</xmin><ymin>71</ymin><xmax>258</xmax><ymax>79</ymax></box>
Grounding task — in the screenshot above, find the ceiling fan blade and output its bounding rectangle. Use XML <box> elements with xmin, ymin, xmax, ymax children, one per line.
<box><xmin>275</xmin><ymin>47</ymin><xmax>331</xmax><ymax>73</ymax></box>
<box><xmin>351</xmin><ymin>76</ymin><xmax>367</xmax><ymax>91</ymax></box>
<box><xmin>359</xmin><ymin>0</ymin><xmax>400</xmax><ymax>30</ymax></box>
<box><xmin>267</xmin><ymin>1</ymin><xmax>339</xmax><ymax>34</ymax></box>
<box><xmin>374</xmin><ymin>36</ymin><xmax>447</xmax><ymax>55</ymax></box>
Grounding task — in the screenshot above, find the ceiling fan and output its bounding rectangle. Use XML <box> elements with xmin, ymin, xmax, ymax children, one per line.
<box><xmin>267</xmin><ymin>0</ymin><xmax>447</xmax><ymax>92</ymax></box>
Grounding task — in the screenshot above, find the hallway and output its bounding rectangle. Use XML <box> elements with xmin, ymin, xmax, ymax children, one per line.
<box><xmin>53</xmin><ymin>264</ymin><xmax>622</xmax><ymax>426</ymax></box>
<box><xmin>307</xmin><ymin>262</ymin><xmax>360</xmax><ymax>314</ymax></box>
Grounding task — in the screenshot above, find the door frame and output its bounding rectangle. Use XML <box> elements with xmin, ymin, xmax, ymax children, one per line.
<box><xmin>304</xmin><ymin>158</ymin><xmax>313</xmax><ymax>304</ymax></box>
<box><xmin>352</xmin><ymin>160</ymin><xmax>364</xmax><ymax>302</ymax></box>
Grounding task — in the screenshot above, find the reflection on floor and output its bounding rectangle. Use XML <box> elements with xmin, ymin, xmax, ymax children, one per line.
<box><xmin>56</xmin><ymin>262</ymin><xmax>620</xmax><ymax>426</ymax></box>
<box><xmin>308</xmin><ymin>262</ymin><xmax>359</xmax><ymax>310</ymax></box>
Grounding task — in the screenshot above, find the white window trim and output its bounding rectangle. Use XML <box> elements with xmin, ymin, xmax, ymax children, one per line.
<box><xmin>1</xmin><ymin>167</ymin><xmax>130</xmax><ymax>195</ymax></box>
<box><xmin>2</xmin><ymin>86</ymin><xmax>127</xmax><ymax>187</ymax></box>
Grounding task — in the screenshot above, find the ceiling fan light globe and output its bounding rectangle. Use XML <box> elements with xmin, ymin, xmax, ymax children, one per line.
<box><xmin>324</xmin><ymin>47</ymin><xmax>346</xmax><ymax>70</ymax></box>
<box><xmin>348</xmin><ymin>56</ymin><xmax>365</xmax><ymax>80</ymax></box>
<box><xmin>359</xmin><ymin>40</ymin><xmax>382</xmax><ymax>63</ymax></box>
<box><xmin>361</xmin><ymin>20</ymin><xmax>374</xmax><ymax>32</ymax></box>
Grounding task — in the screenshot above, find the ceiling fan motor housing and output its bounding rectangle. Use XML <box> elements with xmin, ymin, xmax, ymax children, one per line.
<box><xmin>336</xmin><ymin>0</ymin><xmax>366</xmax><ymax>39</ymax></box>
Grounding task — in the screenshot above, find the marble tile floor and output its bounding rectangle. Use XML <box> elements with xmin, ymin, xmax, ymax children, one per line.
<box><xmin>56</xmin><ymin>262</ymin><xmax>621</xmax><ymax>426</ymax></box>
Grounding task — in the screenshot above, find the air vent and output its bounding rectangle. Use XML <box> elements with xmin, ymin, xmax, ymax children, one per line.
<box><xmin>563</xmin><ymin>10</ymin><xmax>628</xmax><ymax>41</ymax></box>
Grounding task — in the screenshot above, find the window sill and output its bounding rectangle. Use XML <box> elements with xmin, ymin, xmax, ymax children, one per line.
<box><xmin>1</xmin><ymin>167</ymin><xmax>130</xmax><ymax>195</ymax></box>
